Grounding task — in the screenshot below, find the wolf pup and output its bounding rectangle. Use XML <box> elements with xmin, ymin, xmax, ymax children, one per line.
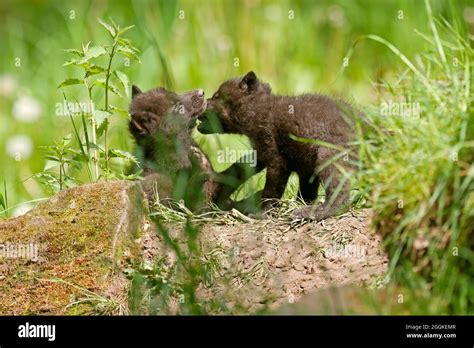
<box><xmin>129</xmin><ymin>85</ymin><xmax>217</xmax><ymax>210</ymax></box>
<box><xmin>199</xmin><ymin>71</ymin><xmax>355</xmax><ymax>221</ymax></box>
<box><xmin>129</xmin><ymin>85</ymin><xmax>258</xmax><ymax>213</ymax></box>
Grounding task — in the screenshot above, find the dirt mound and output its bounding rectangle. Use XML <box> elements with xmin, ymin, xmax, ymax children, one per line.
<box><xmin>0</xmin><ymin>180</ymin><xmax>388</xmax><ymax>315</ymax></box>
<box><xmin>140</xmin><ymin>208</ymin><xmax>388</xmax><ymax>313</ymax></box>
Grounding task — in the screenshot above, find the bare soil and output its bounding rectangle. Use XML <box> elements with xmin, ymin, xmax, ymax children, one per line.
<box><xmin>141</xmin><ymin>208</ymin><xmax>388</xmax><ymax>313</ymax></box>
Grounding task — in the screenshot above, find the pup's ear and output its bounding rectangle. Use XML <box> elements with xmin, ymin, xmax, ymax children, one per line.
<box><xmin>239</xmin><ymin>71</ymin><xmax>258</xmax><ymax>90</ymax></box>
<box><xmin>132</xmin><ymin>85</ymin><xmax>143</xmax><ymax>98</ymax></box>
<box><xmin>262</xmin><ymin>83</ymin><xmax>272</xmax><ymax>94</ymax></box>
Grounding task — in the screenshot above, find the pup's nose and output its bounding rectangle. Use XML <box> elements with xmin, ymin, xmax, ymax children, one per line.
<box><xmin>197</xmin><ymin>89</ymin><xmax>204</xmax><ymax>97</ymax></box>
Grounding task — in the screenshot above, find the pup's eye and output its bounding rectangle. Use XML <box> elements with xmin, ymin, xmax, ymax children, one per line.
<box><xmin>212</xmin><ymin>92</ymin><xmax>220</xmax><ymax>100</ymax></box>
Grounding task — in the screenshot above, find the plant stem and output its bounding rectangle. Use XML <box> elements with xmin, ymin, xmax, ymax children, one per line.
<box><xmin>87</xmin><ymin>85</ymin><xmax>99</xmax><ymax>181</ymax></box>
<box><xmin>103</xmin><ymin>41</ymin><xmax>118</xmax><ymax>181</ymax></box>
<box><xmin>59</xmin><ymin>152</ymin><xmax>63</xmax><ymax>191</ymax></box>
<box><xmin>62</xmin><ymin>92</ymin><xmax>93</xmax><ymax>182</ymax></box>
<box><xmin>3</xmin><ymin>180</ymin><xmax>8</xmax><ymax>218</ymax></box>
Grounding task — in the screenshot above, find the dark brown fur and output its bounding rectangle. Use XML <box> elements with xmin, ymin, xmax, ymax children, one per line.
<box><xmin>129</xmin><ymin>85</ymin><xmax>259</xmax><ymax>213</ymax></box>
<box><xmin>129</xmin><ymin>85</ymin><xmax>218</xmax><ymax>209</ymax></box>
<box><xmin>200</xmin><ymin>71</ymin><xmax>356</xmax><ymax>220</ymax></box>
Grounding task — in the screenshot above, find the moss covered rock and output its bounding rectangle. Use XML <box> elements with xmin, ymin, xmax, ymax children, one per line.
<box><xmin>0</xmin><ymin>181</ymin><xmax>147</xmax><ymax>315</ymax></box>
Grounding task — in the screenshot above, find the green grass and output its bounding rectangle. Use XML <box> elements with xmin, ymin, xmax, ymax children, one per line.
<box><xmin>354</xmin><ymin>0</ymin><xmax>473</xmax><ymax>314</ymax></box>
<box><xmin>1</xmin><ymin>0</ymin><xmax>473</xmax><ymax>314</ymax></box>
<box><xmin>2</xmin><ymin>0</ymin><xmax>471</xmax><ymax>209</ymax></box>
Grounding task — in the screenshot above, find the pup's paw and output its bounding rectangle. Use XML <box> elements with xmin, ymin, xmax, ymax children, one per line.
<box><xmin>292</xmin><ymin>206</ymin><xmax>330</xmax><ymax>221</ymax></box>
<box><xmin>292</xmin><ymin>206</ymin><xmax>312</xmax><ymax>220</ymax></box>
<box><xmin>190</xmin><ymin>146</ymin><xmax>212</xmax><ymax>172</ymax></box>
<box><xmin>248</xmin><ymin>211</ymin><xmax>270</xmax><ymax>220</ymax></box>
<box><xmin>247</xmin><ymin>212</ymin><xmax>263</xmax><ymax>220</ymax></box>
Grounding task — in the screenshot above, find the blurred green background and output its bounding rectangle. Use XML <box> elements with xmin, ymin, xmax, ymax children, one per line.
<box><xmin>0</xmin><ymin>0</ymin><xmax>473</xmax><ymax>214</ymax></box>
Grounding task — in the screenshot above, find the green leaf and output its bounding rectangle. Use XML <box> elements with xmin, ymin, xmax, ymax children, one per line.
<box><xmin>93</xmin><ymin>79</ymin><xmax>106</xmax><ymax>89</ymax></box>
<box><xmin>117</xmin><ymin>45</ymin><xmax>141</xmax><ymax>63</ymax></box>
<box><xmin>82</xmin><ymin>41</ymin><xmax>91</xmax><ymax>53</ymax></box>
<box><xmin>0</xmin><ymin>193</ymin><xmax>5</xmax><ymax>210</ymax></box>
<box><xmin>98</xmin><ymin>18</ymin><xmax>116</xmax><ymax>38</ymax></box>
<box><xmin>94</xmin><ymin>109</ymin><xmax>112</xmax><ymax>125</ymax></box>
<box><xmin>110</xmin><ymin>18</ymin><xmax>119</xmax><ymax>32</ymax></box>
<box><xmin>114</xmin><ymin>70</ymin><xmax>130</xmax><ymax>96</ymax></box>
<box><xmin>118</xmin><ymin>171</ymin><xmax>143</xmax><ymax>180</ymax></box>
<box><xmin>63</xmin><ymin>48</ymin><xmax>83</xmax><ymax>57</ymax></box>
<box><xmin>73</xmin><ymin>150</ymin><xmax>89</xmax><ymax>160</ymax></box>
<box><xmin>61</xmin><ymin>134</ymin><xmax>72</xmax><ymax>147</ymax></box>
<box><xmin>63</xmin><ymin>46</ymin><xmax>107</xmax><ymax>67</ymax></box>
<box><xmin>93</xmin><ymin>79</ymin><xmax>122</xmax><ymax>97</ymax></box>
<box><xmin>77</xmin><ymin>46</ymin><xmax>107</xmax><ymax>64</ymax></box>
<box><xmin>34</xmin><ymin>172</ymin><xmax>61</xmax><ymax>193</ymax></box>
<box><xmin>109</xmin><ymin>104</ymin><xmax>129</xmax><ymax>117</ymax></box>
<box><xmin>57</xmin><ymin>78</ymin><xmax>84</xmax><ymax>89</ymax></box>
<box><xmin>94</xmin><ymin>109</ymin><xmax>112</xmax><ymax>138</ymax></box>
<box><xmin>96</xmin><ymin>117</ymin><xmax>109</xmax><ymax>138</ymax></box>
<box><xmin>117</xmin><ymin>38</ymin><xmax>140</xmax><ymax>53</ymax></box>
<box><xmin>1</xmin><ymin>181</ymin><xmax>7</xmax><ymax>212</ymax></box>
<box><xmin>289</xmin><ymin>134</ymin><xmax>347</xmax><ymax>153</ymax></box>
<box><xmin>44</xmin><ymin>155</ymin><xmax>60</xmax><ymax>162</ymax></box>
<box><xmin>65</xmin><ymin>147</ymin><xmax>83</xmax><ymax>156</ymax></box>
<box><xmin>108</xmin><ymin>149</ymin><xmax>138</xmax><ymax>164</ymax></box>
<box><xmin>44</xmin><ymin>160</ymin><xmax>59</xmax><ymax>171</ymax></box>
<box><xmin>88</xmin><ymin>142</ymin><xmax>104</xmax><ymax>151</ymax></box>
<box><xmin>118</xmin><ymin>25</ymin><xmax>135</xmax><ymax>35</ymax></box>
<box><xmin>106</xmin><ymin>83</ymin><xmax>122</xmax><ymax>97</ymax></box>
<box><xmin>62</xmin><ymin>60</ymin><xmax>76</xmax><ymax>66</ymax></box>
<box><xmin>85</xmin><ymin>64</ymin><xmax>105</xmax><ymax>78</ymax></box>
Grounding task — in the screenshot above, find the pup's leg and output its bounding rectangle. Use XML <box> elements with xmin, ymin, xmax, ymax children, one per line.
<box><xmin>293</xmin><ymin>148</ymin><xmax>350</xmax><ymax>220</ymax></box>
<box><xmin>141</xmin><ymin>172</ymin><xmax>173</xmax><ymax>206</ymax></box>
<box><xmin>298</xmin><ymin>173</ymin><xmax>319</xmax><ymax>203</ymax></box>
<box><xmin>188</xmin><ymin>145</ymin><xmax>219</xmax><ymax>209</ymax></box>
<box><xmin>261</xmin><ymin>160</ymin><xmax>291</xmax><ymax>211</ymax></box>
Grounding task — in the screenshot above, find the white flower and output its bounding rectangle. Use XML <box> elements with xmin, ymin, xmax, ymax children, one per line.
<box><xmin>13</xmin><ymin>96</ymin><xmax>42</xmax><ymax>123</ymax></box>
<box><xmin>464</xmin><ymin>7</ymin><xmax>474</xmax><ymax>24</ymax></box>
<box><xmin>12</xmin><ymin>203</ymin><xmax>33</xmax><ymax>217</ymax></box>
<box><xmin>6</xmin><ymin>135</ymin><xmax>33</xmax><ymax>160</ymax></box>
<box><xmin>265</xmin><ymin>5</ymin><xmax>282</xmax><ymax>22</ymax></box>
<box><xmin>0</xmin><ymin>74</ymin><xmax>17</xmax><ymax>97</ymax></box>
<box><xmin>216</xmin><ymin>35</ymin><xmax>231</xmax><ymax>53</ymax></box>
<box><xmin>328</xmin><ymin>5</ymin><xmax>345</xmax><ymax>28</ymax></box>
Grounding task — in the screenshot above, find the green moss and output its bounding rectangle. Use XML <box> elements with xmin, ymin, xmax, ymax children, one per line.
<box><xmin>0</xmin><ymin>180</ymin><xmax>146</xmax><ymax>315</ymax></box>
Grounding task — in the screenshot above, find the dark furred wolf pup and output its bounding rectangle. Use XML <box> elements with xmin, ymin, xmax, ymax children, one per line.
<box><xmin>129</xmin><ymin>85</ymin><xmax>258</xmax><ymax>213</ymax></box>
<box><xmin>129</xmin><ymin>85</ymin><xmax>217</xmax><ymax>210</ymax></box>
<box><xmin>199</xmin><ymin>71</ymin><xmax>356</xmax><ymax>221</ymax></box>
